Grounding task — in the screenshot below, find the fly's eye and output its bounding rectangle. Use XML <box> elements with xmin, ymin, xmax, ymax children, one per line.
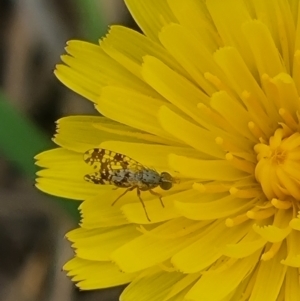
<box><xmin>160</xmin><ymin>181</ymin><xmax>172</xmax><ymax>190</ymax></box>
<box><xmin>160</xmin><ymin>172</ymin><xmax>173</xmax><ymax>190</ymax></box>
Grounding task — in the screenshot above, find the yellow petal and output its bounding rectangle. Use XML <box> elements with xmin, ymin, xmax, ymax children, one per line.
<box><xmin>168</xmin><ymin>0</ymin><xmax>221</xmax><ymax>51</ymax></box>
<box><xmin>210</xmin><ymin>91</ymin><xmax>254</xmax><ymax>141</ymax></box>
<box><xmin>35</xmin><ymin>148</ymin><xmax>98</xmax><ymax>199</ymax></box>
<box><xmin>54</xmin><ymin>116</ymin><xmax>111</xmax><ymax>152</ymax></box>
<box><xmin>284</xmin><ymin>267</ymin><xmax>300</xmax><ymax>301</ymax></box>
<box><xmin>67</xmin><ymin>225</ymin><xmax>140</xmax><ymax>261</ymax></box>
<box><xmin>169</xmin><ymin>154</ymin><xmax>247</xmax><ymax>181</ymax></box>
<box><xmin>111</xmin><ymin>218</ymin><xmax>202</xmax><ymax>273</ymax></box>
<box><xmin>171</xmin><ymin>220</ymin><xmax>250</xmax><ymax>273</ymax></box>
<box><xmin>158</xmin><ymin>106</ymin><xmax>225</xmax><ymax>158</ymax></box>
<box><xmin>121</xmin><ymin>187</ymin><xmax>194</xmax><ymax>224</ymax></box>
<box><xmin>162</xmin><ymin>273</ymin><xmax>200</xmax><ymax>301</ymax></box>
<box><xmin>249</xmin><ymin>244</ymin><xmax>287</xmax><ymax>300</ymax></box>
<box><xmin>253</xmin><ymin>224</ymin><xmax>292</xmax><ymax>243</ymax></box>
<box><xmin>142</xmin><ymin>55</ymin><xmax>210</xmax><ymax>125</ymax></box>
<box><xmin>96</xmin><ymin>87</ymin><xmax>180</xmax><ymax>143</ymax></box>
<box><xmin>281</xmin><ymin>230</ymin><xmax>300</xmax><ymax>267</ymax></box>
<box><xmin>55</xmin><ymin>63</ymin><xmax>100</xmax><ymax>103</ymax></box>
<box><xmin>80</xmin><ymin>191</ymin><xmax>132</xmax><ymax>228</ymax></box>
<box><xmin>242</xmin><ymin>20</ymin><xmax>285</xmax><ymax>77</ymax></box>
<box><xmin>223</xmin><ymin>230</ymin><xmax>267</xmax><ymax>258</ymax></box>
<box><xmin>101</xmin><ymin>26</ymin><xmax>188</xmax><ymax>81</ymax></box>
<box><xmin>206</xmin><ymin>0</ymin><xmax>254</xmax><ymax>70</ymax></box>
<box><xmin>121</xmin><ymin>269</ymin><xmax>184</xmax><ymax>301</ymax></box>
<box><xmin>213</xmin><ymin>47</ymin><xmax>272</xmax><ymax>136</ymax></box>
<box><xmin>64</xmin><ymin>40</ymin><xmax>152</xmax><ymax>96</ymax></box>
<box><xmin>185</xmin><ymin>252</ymin><xmax>260</xmax><ymax>301</ymax></box>
<box><xmin>124</xmin><ymin>0</ymin><xmax>177</xmax><ymax>42</ymax></box>
<box><xmin>252</xmin><ymin>0</ymin><xmax>295</xmax><ymax>73</ymax></box>
<box><xmin>36</xmin><ymin>177</ymin><xmax>98</xmax><ymax>200</ymax></box>
<box><xmin>175</xmin><ymin>195</ymin><xmax>257</xmax><ymax>220</ymax></box>
<box><xmin>159</xmin><ymin>23</ymin><xmax>221</xmax><ymax>95</ymax></box>
<box><xmin>54</xmin><ymin>115</ymin><xmax>172</xmax><ymax>153</ymax></box>
<box><xmin>64</xmin><ymin>257</ymin><xmax>137</xmax><ymax>289</ymax></box>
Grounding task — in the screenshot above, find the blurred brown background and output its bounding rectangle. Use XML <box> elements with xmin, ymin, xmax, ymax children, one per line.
<box><xmin>0</xmin><ymin>1</ymin><xmax>135</xmax><ymax>300</ymax></box>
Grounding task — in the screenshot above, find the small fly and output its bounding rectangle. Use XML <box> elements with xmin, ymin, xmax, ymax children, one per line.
<box><xmin>83</xmin><ymin>148</ymin><xmax>174</xmax><ymax>221</ymax></box>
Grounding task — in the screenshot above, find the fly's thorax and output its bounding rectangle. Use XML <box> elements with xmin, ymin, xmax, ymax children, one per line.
<box><xmin>137</xmin><ymin>169</ymin><xmax>161</xmax><ymax>190</ymax></box>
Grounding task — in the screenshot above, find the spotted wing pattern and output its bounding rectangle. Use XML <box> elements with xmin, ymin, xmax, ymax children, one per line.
<box><xmin>83</xmin><ymin>148</ymin><xmax>144</xmax><ymax>185</ymax></box>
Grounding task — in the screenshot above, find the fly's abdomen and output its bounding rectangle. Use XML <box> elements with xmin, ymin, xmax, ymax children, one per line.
<box><xmin>110</xmin><ymin>169</ymin><xmax>140</xmax><ymax>188</ymax></box>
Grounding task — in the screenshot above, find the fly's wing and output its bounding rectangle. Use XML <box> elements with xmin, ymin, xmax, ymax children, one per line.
<box><xmin>83</xmin><ymin>148</ymin><xmax>144</xmax><ymax>185</ymax></box>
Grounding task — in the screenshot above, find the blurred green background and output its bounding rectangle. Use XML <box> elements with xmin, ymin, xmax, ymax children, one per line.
<box><xmin>0</xmin><ymin>1</ymin><xmax>136</xmax><ymax>300</ymax></box>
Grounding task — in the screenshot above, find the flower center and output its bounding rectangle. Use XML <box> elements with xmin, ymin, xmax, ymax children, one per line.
<box><xmin>254</xmin><ymin>128</ymin><xmax>300</xmax><ymax>204</ymax></box>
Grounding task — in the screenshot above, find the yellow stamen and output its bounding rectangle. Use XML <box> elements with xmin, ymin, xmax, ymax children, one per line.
<box><xmin>247</xmin><ymin>208</ymin><xmax>276</xmax><ymax>219</ymax></box>
<box><xmin>293</xmin><ymin>50</ymin><xmax>300</xmax><ymax>95</ymax></box>
<box><xmin>289</xmin><ymin>218</ymin><xmax>300</xmax><ymax>230</ymax></box>
<box><xmin>193</xmin><ymin>182</ymin><xmax>228</xmax><ymax>193</ymax></box>
<box><xmin>271</xmin><ymin>198</ymin><xmax>292</xmax><ymax>209</ymax></box>
<box><xmin>278</xmin><ymin>122</ymin><xmax>293</xmax><ymax>137</ymax></box>
<box><xmin>261</xmin><ymin>242</ymin><xmax>282</xmax><ymax>261</ymax></box>
<box><xmin>198</xmin><ymin>103</ymin><xmax>232</xmax><ymax>131</ymax></box>
<box><xmin>225</xmin><ymin>214</ymin><xmax>249</xmax><ymax>227</ymax></box>
<box><xmin>229</xmin><ymin>187</ymin><xmax>261</xmax><ymax>198</ymax></box>
<box><xmin>215</xmin><ymin>137</ymin><xmax>244</xmax><ymax>153</ymax></box>
<box><xmin>204</xmin><ymin>72</ymin><xmax>233</xmax><ymax>96</ymax></box>
<box><xmin>158</xmin><ymin>262</ymin><xmax>176</xmax><ymax>272</ymax></box>
<box><xmin>261</xmin><ymin>74</ymin><xmax>281</xmax><ymax>110</ymax></box>
<box><xmin>248</xmin><ymin>121</ymin><xmax>266</xmax><ymax>141</ymax></box>
<box><xmin>241</xmin><ymin>91</ymin><xmax>270</xmax><ymax>133</ymax></box>
<box><xmin>279</xmin><ymin>108</ymin><xmax>298</xmax><ymax>130</ymax></box>
<box><xmin>225</xmin><ymin>153</ymin><xmax>255</xmax><ymax>174</ymax></box>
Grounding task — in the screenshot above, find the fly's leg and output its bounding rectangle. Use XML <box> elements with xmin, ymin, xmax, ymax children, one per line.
<box><xmin>111</xmin><ymin>186</ymin><xmax>136</xmax><ymax>206</ymax></box>
<box><xmin>149</xmin><ymin>189</ymin><xmax>164</xmax><ymax>208</ymax></box>
<box><xmin>137</xmin><ymin>189</ymin><xmax>151</xmax><ymax>222</ymax></box>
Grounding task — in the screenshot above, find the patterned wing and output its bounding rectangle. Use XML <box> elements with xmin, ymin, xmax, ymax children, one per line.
<box><xmin>83</xmin><ymin>148</ymin><xmax>144</xmax><ymax>185</ymax></box>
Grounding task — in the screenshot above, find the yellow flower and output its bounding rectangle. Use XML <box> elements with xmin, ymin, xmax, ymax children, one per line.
<box><xmin>35</xmin><ymin>0</ymin><xmax>300</xmax><ymax>300</ymax></box>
